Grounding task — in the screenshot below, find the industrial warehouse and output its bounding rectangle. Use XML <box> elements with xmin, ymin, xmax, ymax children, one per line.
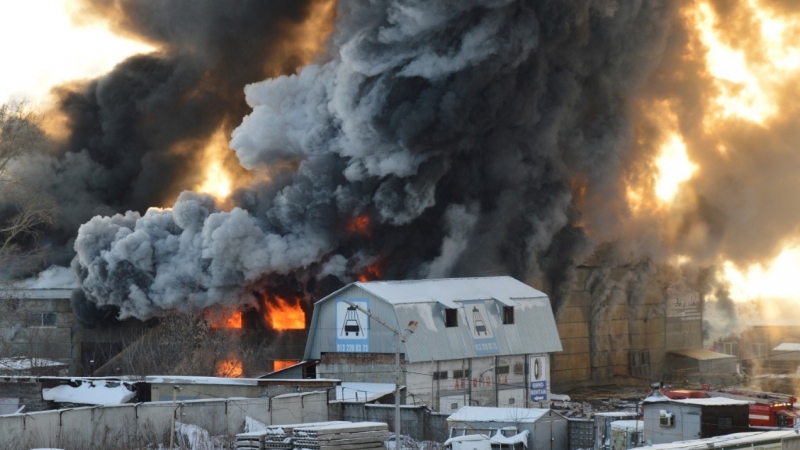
<box><xmin>2</xmin><ymin>0</ymin><xmax>800</xmax><ymax>448</ymax></box>
<box><xmin>3</xmin><ymin>272</ymin><xmax>800</xmax><ymax>449</ymax></box>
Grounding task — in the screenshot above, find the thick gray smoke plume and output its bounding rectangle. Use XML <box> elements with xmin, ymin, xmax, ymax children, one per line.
<box><xmin>73</xmin><ymin>0</ymin><xmax>679</xmax><ymax>320</ymax></box>
<box><xmin>5</xmin><ymin>0</ymin><xmax>328</xmax><ymax>268</ymax></box>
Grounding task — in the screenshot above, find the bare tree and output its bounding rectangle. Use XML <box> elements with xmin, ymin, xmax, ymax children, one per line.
<box><xmin>94</xmin><ymin>311</ymin><xmax>260</xmax><ymax>378</ymax></box>
<box><xmin>0</xmin><ymin>100</ymin><xmax>55</xmax><ymax>274</ymax></box>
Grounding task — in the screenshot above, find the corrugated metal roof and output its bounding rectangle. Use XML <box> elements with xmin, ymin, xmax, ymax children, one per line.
<box><xmin>355</xmin><ymin>277</ymin><xmax>547</xmax><ymax>305</ymax></box>
<box><xmin>0</xmin><ymin>288</ymin><xmax>73</xmax><ymax>299</ymax></box>
<box><xmin>447</xmin><ymin>406</ymin><xmax>551</xmax><ymax>423</ymax></box>
<box><xmin>667</xmin><ymin>348</ymin><xmax>738</xmax><ymax>360</ymax></box>
<box><xmin>773</xmin><ymin>342</ymin><xmax>800</xmax><ymax>352</ymax></box>
<box><xmin>637</xmin><ymin>430</ymin><xmax>799</xmax><ymax>450</ymax></box>
<box><xmin>304</xmin><ymin>277</ymin><xmax>562</xmax><ymax>362</ymax></box>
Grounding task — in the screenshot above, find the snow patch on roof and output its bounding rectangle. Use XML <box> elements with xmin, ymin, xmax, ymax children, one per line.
<box><xmin>397</xmin><ymin>303</ymin><xmax>437</xmax><ymax>332</ymax></box>
<box><xmin>42</xmin><ymin>380</ymin><xmax>136</xmax><ymax>406</ymax></box>
<box><xmin>773</xmin><ymin>342</ymin><xmax>800</xmax><ymax>352</ymax></box>
<box><xmin>355</xmin><ymin>277</ymin><xmax>546</xmax><ymax>306</ymax></box>
<box><xmin>447</xmin><ymin>406</ymin><xmax>550</xmax><ymax>423</ymax></box>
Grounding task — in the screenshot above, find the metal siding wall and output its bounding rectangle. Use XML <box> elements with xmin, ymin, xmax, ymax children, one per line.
<box><xmin>307</xmin><ymin>286</ymin><xmax>401</xmax><ymax>358</ymax></box>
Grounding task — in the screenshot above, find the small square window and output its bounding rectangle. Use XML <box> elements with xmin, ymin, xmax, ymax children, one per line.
<box><xmin>718</xmin><ymin>418</ymin><xmax>732</xmax><ymax>429</ymax></box>
<box><xmin>502</xmin><ymin>306</ymin><xmax>514</xmax><ymax>324</ymax></box>
<box><xmin>445</xmin><ymin>309</ymin><xmax>458</xmax><ymax>327</ymax></box>
<box><xmin>451</xmin><ymin>403</ymin><xmax>459</xmax><ymax>410</ymax></box>
<box><xmin>433</xmin><ymin>371</ymin><xmax>448</xmax><ymax>380</ymax></box>
<box><xmin>508</xmin><ymin>398</ymin><xmax>515</xmax><ymax>405</ymax></box>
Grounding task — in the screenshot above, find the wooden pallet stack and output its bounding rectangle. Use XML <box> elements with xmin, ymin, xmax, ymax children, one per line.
<box><xmin>292</xmin><ymin>422</ymin><xmax>389</xmax><ymax>450</ymax></box>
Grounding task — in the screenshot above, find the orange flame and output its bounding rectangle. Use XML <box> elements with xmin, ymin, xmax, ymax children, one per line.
<box><xmin>215</xmin><ymin>356</ymin><xmax>243</xmax><ymax>378</ymax></box>
<box><xmin>273</xmin><ymin>360</ymin><xmax>299</xmax><ymax>372</ymax></box>
<box><xmin>346</xmin><ymin>215</ymin><xmax>371</xmax><ymax>237</ymax></box>
<box><xmin>357</xmin><ymin>264</ymin><xmax>382</xmax><ymax>282</ymax></box>
<box><xmin>205</xmin><ymin>309</ymin><xmax>243</xmax><ymax>329</ymax></box>
<box><xmin>263</xmin><ymin>295</ymin><xmax>306</xmax><ymax>330</ymax></box>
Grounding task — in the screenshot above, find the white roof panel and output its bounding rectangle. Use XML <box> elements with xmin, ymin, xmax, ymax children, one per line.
<box><xmin>773</xmin><ymin>342</ymin><xmax>800</xmax><ymax>352</ymax></box>
<box><xmin>447</xmin><ymin>406</ymin><xmax>550</xmax><ymax>423</ymax></box>
<box><xmin>355</xmin><ymin>276</ymin><xmax>547</xmax><ymax>305</ymax></box>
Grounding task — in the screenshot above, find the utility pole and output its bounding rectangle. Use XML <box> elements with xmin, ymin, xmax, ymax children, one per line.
<box><xmin>343</xmin><ymin>300</ymin><xmax>417</xmax><ymax>449</ymax></box>
<box><xmin>169</xmin><ymin>385</ymin><xmax>182</xmax><ymax>449</ymax></box>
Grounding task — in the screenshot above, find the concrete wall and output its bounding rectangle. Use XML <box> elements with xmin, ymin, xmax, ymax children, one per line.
<box><xmin>0</xmin><ymin>377</ymin><xmax>50</xmax><ymax>412</ymax></box>
<box><xmin>336</xmin><ymin>402</ymin><xmax>449</xmax><ymax>442</ymax></box>
<box><xmin>0</xmin><ymin>391</ymin><xmax>329</xmax><ymax>449</ymax></box>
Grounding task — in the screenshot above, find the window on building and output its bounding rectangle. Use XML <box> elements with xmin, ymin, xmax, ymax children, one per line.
<box><xmin>752</xmin><ymin>343</ymin><xmax>767</xmax><ymax>358</ymax></box>
<box><xmin>496</xmin><ymin>366</ymin><xmax>510</xmax><ymax>375</ymax></box>
<box><xmin>445</xmin><ymin>308</ymin><xmax>458</xmax><ymax>327</ymax></box>
<box><xmin>450</xmin><ymin>403</ymin><xmax>459</xmax><ymax>410</ymax></box>
<box><xmin>630</xmin><ymin>350</ymin><xmax>651</xmax><ymax>377</ymax></box>
<box><xmin>28</xmin><ymin>312</ymin><xmax>56</xmax><ymax>327</ymax></box>
<box><xmin>508</xmin><ymin>397</ymin><xmax>515</xmax><ymax>405</ymax></box>
<box><xmin>433</xmin><ymin>371</ymin><xmax>448</xmax><ymax>380</ymax></box>
<box><xmin>502</xmin><ymin>306</ymin><xmax>514</xmax><ymax>324</ymax></box>
<box><xmin>718</xmin><ymin>417</ymin><xmax>732</xmax><ymax>429</ymax></box>
<box><xmin>719</xmin><ymin>341</ymin><xmax>738</xmax><ymax>356</ymax></box>
<box><xmin>453</xmin><ymin>369</ymin><xmax>470</xmax><ymax>379</ymax></box>
<box><xmin>513</xmin><ymin>362</ymin><xmax>524</xmax><ymax>375</ymax></box>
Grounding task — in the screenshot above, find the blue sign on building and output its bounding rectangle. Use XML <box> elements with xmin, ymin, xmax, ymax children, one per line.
<box><xmin>335</xmin><ymin>298</ymin><xmax>370</xmax><ymax>353</ymax></box>
<box><xmin>462</xmin><ymin>300</ymin><xmax>499</xmax><ymax>355</ymax></box>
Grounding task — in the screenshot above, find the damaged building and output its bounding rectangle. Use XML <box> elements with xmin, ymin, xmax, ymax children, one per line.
<box><xmin>550</xmin><ymin>266</ymin><xmax>728</xmax><ymax>390</ymax></box>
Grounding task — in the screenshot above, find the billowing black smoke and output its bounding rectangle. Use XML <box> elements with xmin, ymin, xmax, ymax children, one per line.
<box><xmin>8</xmin><ymin>0</ymin><xmax>330</xmax><ymax>268</ymax></box>
<box><xmin>70</xmin><ymin>0</ymin><xmax>678</xmax><ymax>322</ymax></box>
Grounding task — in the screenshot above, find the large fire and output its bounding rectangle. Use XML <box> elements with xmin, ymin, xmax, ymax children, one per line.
<box><xmin>262</xmin><ymin>294</ymin><xmax>306</xmax><ymax>330</ymax></box>
<box><xmin>621</xmin><ymin>0</ymin><xmax>800</xmax><ymax>306</ymax></box>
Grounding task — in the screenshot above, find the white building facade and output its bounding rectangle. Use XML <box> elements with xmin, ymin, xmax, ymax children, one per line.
<box><xmin>303</xmin><ymin>277</ymin><xmax>563</xmax><ymax>412</ymax></box>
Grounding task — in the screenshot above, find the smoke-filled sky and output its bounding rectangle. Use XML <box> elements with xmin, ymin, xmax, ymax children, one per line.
<box><xmin>3</xmin><ymin>0</ymin><xmax>800</xmax><ymax>330</ymax></box>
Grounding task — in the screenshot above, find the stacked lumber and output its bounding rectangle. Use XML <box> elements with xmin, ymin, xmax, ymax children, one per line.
<box><xmin>292</xmin><ymin>421</ymin><xmax>389</xmax><ymax>450</ymax></box>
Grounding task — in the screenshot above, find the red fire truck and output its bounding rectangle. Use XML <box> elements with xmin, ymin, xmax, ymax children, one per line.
<box><xmin>705</xmin><ymin>388</ymin><xmax>799</xmax><ymax>428</ymax></box>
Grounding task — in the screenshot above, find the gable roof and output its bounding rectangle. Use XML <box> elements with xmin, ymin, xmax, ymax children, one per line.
<box><xmin>353</xmin><ymin>276</ymin><xmax>547</xmax><ymax>307</ymax></box>
<box><xmin>305</xmin><ymin>276</ymin><xmax>561</xmax><ymax>362</ymax></box>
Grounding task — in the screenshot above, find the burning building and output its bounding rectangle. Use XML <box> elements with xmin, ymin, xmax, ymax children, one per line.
<box><xmin>2</xmin><ymin>0</ymin><xmax>800</xmax><ymax>388</ymax></box>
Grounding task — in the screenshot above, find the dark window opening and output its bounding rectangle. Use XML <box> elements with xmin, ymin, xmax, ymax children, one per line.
<box><xmin>502</xmin><ymin>306</ymin><xmax>514</xmax><ymax>324</ymax></box>
<box><xmin>496</xmin><ymin>366</ymin><xmax>510</xmax><ymax>375</ymax></box>
<box><xmin>445</xmin><ymin>308</ymin><xmax>458</xmax><ymax>327</ymax></box>
<box><xmin>28</xmin><ymin>312</ymin><xmax>57</xmax><ymax>327</ymax></box>
<box><xmin>513</xmin><ymin>362</ymin><xmax>524</xmax><ymax>375</ymax></box>
<box><xmin>433</xmin><ymin>371</ymin><xmax>448</xmax><ymax>380</ymax></box>
<box><xmin>718</xmin><ymin>417</ymin><xmax>732</xmax><ymax>429</ymax></box>
<box><xmin>630</xmin><ymin>350</ymin><xmax>651</xmax><ymax>377</ymax></box>
<box><xmin>453</xmin><ymin>369</ymin><xmax>470</xmax><ymax>379</ymax></box>
<box><xmin>508</xmin><ymin>397</ymin><xmax>515</xmax><ymax>405</ymax></box>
